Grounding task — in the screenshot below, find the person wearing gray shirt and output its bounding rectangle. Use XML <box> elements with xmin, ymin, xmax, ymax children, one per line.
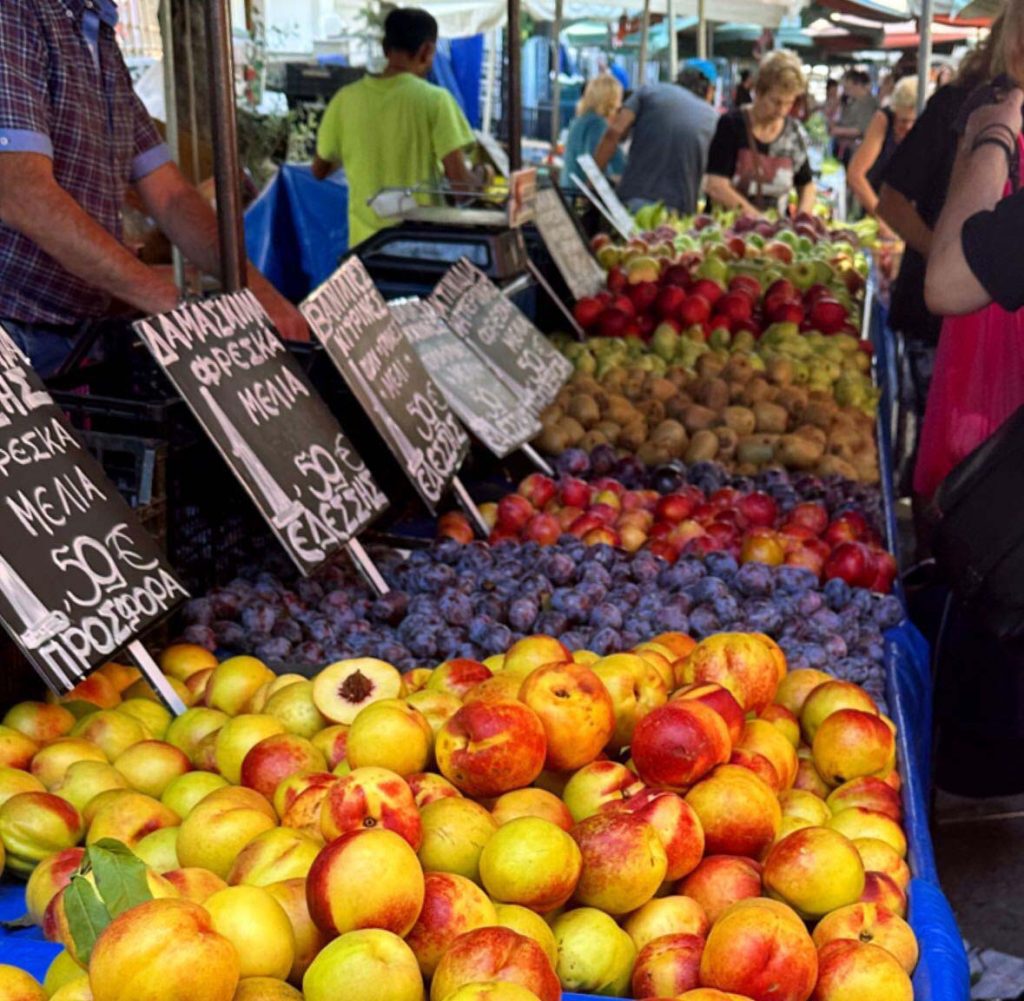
<box><xmin>593</xmin><ymin>62</ymin><xmax>720</xmax><ymax>215</ymax></box>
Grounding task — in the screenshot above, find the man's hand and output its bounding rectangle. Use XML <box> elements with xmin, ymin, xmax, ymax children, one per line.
<box><xmin>250</xmin><ymin>271</ymin><xmax>310</xmax><ymax>342</ymax></box>
<box><xmin>136</xmin><ymin>163</ymin><xmax>310</xmax><ymax>341</ymax></box>
<box><xmin>964</xmin><ymin>88</ymin><xmax>1024</xmax><ymax>147</ymax></box>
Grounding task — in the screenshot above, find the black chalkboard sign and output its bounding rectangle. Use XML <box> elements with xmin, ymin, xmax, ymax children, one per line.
<box><xmin>0</xmin><ymin>328</ymin><xmax>188</xmax><ymax>692</ymax></box>
<box><xmin>429</xmin><ymin>260</ymin><xmax>572</xmax><ymax>412</ymax></box>
<box><xmin>533</xmin><ymin>187</ymin><xmax>605</xmax><ymax>301</ymax></box>
<box><xmin>392</xmin><ymin>299</ymin><xmax>541</xmax><ymax>458</ymax></box>
<box><xmin>133</xmin><ymin>291</ymin><xmax>388</xmax><ymax>576</ymax></box>
<box><xmin>301</xmin><ymin>258</ymin><xmax>470</xmax><ymax>512</ymax></box>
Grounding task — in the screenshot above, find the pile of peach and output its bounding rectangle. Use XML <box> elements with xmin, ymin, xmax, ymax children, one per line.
<box><xmin>0</xmin><ymin>634</ymin><xmax>916</xmax><ymax>1001</ymax></box>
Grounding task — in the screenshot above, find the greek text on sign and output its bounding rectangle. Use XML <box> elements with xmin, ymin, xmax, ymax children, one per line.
<box><xmin>301</xmin><ymin>258</ymin><xmax>470</xmax><ymax>512</ymax></box>
<box><xmin>0</xmin><ymin>327</ymin><xmax>187</xmax><ymax>691</ymax></box>
<box><xmin>393</xmin><ymin>299</ymin><xmax>541</xmax><ymax>458</ymax></box>
<box><xmin>134</xmin><ymin>291</ymin><xmax>388</xmax><ymax>575</ymax></box>
<box><xmin>429</xmin><ymin>259</ymin><xmax>572</xmax><ymax>412</ymax></box>
<box><xmin>533</xmin><ymin>187</ymin><xmax>606</xmax><ymax>300</ymax></box>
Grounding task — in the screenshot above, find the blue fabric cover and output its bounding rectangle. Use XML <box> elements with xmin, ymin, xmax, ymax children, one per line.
<box><xmin>244</xmin><ymin>163</ymin><xmax>349</xmax><ymax>302</ymax></box>
<box><xmin>429</xmin><ymin>36</ymin><xmax>484</xmax><ymax>130</ymax></box>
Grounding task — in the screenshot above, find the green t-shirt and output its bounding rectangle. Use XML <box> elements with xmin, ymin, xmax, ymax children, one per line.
<box><xmin>317</xmin><ymin>72</ymin><xmax>475</xmax><ymax>246</ymax></box>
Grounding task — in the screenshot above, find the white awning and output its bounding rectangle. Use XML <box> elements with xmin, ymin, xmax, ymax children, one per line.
<box><xmin>418</xmin><ymin>0</ymin><xmax>803</xmax><ymax>37</ymax></box>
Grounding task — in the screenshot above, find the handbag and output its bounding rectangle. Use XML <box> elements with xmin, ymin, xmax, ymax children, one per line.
<box><xmin>933</xmin><ymin>404</ymin><xmax>1024</xmax><ymax>639</ymax></box>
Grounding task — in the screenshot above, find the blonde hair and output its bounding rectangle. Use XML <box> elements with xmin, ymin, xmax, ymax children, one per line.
<box><xmin>889</xmin><ymin>76</ymin><xmax>919</xmax><ymax>112</ymax></box>
<box><xmin>957</xmin><ymin>11</ymin><xmax>1004</xmax><ymax>90</ymax></box>
<box><xmin>994</xmin><ymin>0</ymin><xmax>1024</xmax><ymax>85</ymax></box>
<box><xmin>754</xmin><ymin>49</ymin><xmax>806</xmax><ymax>97</ymax></box>
<box><xmin>577</xmin><ymin>75</ymin><xmax>623</xmax><ymax>118</ymax></box>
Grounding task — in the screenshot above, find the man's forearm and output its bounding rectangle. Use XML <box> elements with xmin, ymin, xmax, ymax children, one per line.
<box><xmin>0</xmin><ymin>157</ymin><xmax>178</xmax><ymax>314</ymax></box>
<box><xmin>145</xmin><ymin>177</ymin><xmax>222</xmax><ymax>277</ymax></box>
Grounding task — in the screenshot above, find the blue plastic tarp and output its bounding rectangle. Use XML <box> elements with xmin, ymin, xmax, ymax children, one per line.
<box><xmin>429</xmin><ymin>36</ymin><xmax>484</xmax><ymax>129</ymax></box>
<box><xmin>244</xmin><ymin>163</ymin><xmax>349</xmax><ymax>303</ymax></box>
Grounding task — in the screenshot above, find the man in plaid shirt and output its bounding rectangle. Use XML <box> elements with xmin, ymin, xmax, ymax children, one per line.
<box><xmin>0</xmin><ymin>0</ymin><xmax>307</xmax><ymax>375</ymax></box>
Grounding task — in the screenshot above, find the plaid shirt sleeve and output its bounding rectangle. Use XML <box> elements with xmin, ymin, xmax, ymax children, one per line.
<box><xmin>123</xmin><ymin>62</ymin><xmax>171</xmax><ymax>181</ymax></box>
<box><xmin>0</xmin><ymin>2</ymin><xmax>54</xmax><ymax>156</ymax></box>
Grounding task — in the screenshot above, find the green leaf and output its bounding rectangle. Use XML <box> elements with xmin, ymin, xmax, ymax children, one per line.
<box><xmin>63</xmin><ymin>873</ymin><xmax>110</xmax><ymax>964</ymax></box>
<box><xmin>89</xmin><ymin>839</ymin><xmax>153</xmax><ymax>919</ymax></box>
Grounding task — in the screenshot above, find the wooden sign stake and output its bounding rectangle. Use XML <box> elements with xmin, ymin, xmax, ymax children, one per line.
<box><xmin>525</xmin><ymin>260</ymin><xmax>586</xmax><ymax>341</ymax></box>
<box><xmin>345</xmin><ymin>538</ymin><xmax>390</xmax><ymax>596</ymax></box>
<box><xmin>129</xmin><ymin>639</ymin><xmax>187</xmax><ymax>714</ymax></box>
<box><xmin>520</xmin><ymin>443</ymin><xmax>555</xmax><ymax>476</ymax></box>
<box><xmin>451</xmin><ymin>476</ymin><xmax>491</xmax><ymax>537</ymax></box>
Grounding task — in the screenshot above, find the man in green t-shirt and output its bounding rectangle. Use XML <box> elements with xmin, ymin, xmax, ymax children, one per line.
<box><xmin>313</xmin><ymin>8</ymin><xmax>484</xmax><ymax>246</ymax></box>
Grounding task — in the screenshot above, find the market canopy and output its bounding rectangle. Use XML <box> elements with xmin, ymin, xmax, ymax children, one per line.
<box><xmin>419</xmin><ymin>0</ymin><xmax>802</xmax><ymax>37</ymax></box>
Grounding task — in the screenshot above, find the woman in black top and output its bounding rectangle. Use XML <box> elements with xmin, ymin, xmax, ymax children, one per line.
<box><xmin>704</xmin><ymin>50</ymin><xmax>816</xmax><ymax>217</ymax></box>
<box><xmin>877</xmin><ymin>16</ymin><xmax>1006</xmax><ymax>344</ymax></box>
<box><xmin>734</xmin><ymin>70</ymin><xmax>753</xmax><ymax>108</ymax></box>
<box><xmin>848</xmin><ymin>77</ymin><xmax>919</xmax><ymax>238</ymax></box>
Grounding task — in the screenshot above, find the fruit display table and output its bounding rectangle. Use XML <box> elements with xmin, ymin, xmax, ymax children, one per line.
<box><xmin>0</xmin><ymin>206</ymin><xmax>973</xmax><ymax>1001</ymax></box>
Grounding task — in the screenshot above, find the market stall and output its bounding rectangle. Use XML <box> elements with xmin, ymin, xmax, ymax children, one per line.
<box><xmin>0</xmin><ymin>1</ymin><xmax>979</xmax><ymax>999</ymax></box>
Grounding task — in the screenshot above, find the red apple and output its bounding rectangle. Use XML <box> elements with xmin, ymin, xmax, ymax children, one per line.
<box><xmin>497</xmin><ymin>494</ymin><xmax>534</xmax><ymax>532</ymax></box>
<box><xmin>523</xmin><ymin>514</ymin><xmax>561</xmax><ymax>546</ymax></box>
<box><xmin>825</xmin><ymin>511</ymin><xmax>871</xmax><ymax>545</ymax></box>
<box><xmin>689</xmin><ymin>279</ymin><xmax>724</xmax><ymax>307</ymax></box>
<box><xmin>787</xmin><ymin>502</ymin><xmax>829</xmax><ymax>536</ymax></box>
<box><xmin>573</xmin><ymin>297</ymin><xmax>603</xmax><ymax>329</ymax></box>
<box><xmin>628</xmin><ymin>281</ymin><xmax>659</xmax><ymax>316</ymax></box>
<box><xmin>716</xmin><ymin>292</ymin><xmax>753</xmax><ymax>324</ymax></box>
<box><xmin>597</xmin><ymin>308</ymin><xmax>630</xmax><ymax>338</ymax></box>
<box><xmin>729</xmin><ymin>275</ymin><xmax>761</xmax><ymax>301</ymax></box>
<box><xmin>663</xmin><ymin>264</ymin><xmax>691</xmax><ymax>288</ymax></box>
<box><xmin>824</xmin><ymin>542</ymin><xmax>875</xmax><ymax>588</ymax></box>
<box><xmin>559</xmin><ymin>477</ymin><xmax>592</xmax><ymax>509</ymax></box>
<box><xmin>656</xmin><ymin>285</ymin><xmax>687</xmax><ymax>320</ymax></box>
<box><xmin>656</xmin><ymin>493</ymin><xmax>698</xmax><ymax>525</ymax></box>
<box><xmin>679</xmin><ymin>295</ymin><xmax>711</xmax><ymax>326</ymax></box>
<box><xmin>518</xmin><ymin>474</ymin><xmax>556</xmax><ymax>509</ymax></box>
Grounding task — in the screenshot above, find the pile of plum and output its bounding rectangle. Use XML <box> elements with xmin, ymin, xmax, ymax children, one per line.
<box><xmin>179</xmin><ymin>538</ymin><xmax>902</xmax><ymax>712</ymax></box>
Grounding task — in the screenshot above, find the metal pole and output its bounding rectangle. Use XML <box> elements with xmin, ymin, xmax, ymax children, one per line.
<box><xmin>667</xmin><ymin>0</ymin><xmax>678</xmax><ymax>81</ymax></box>
<box><xmin>205</xmin><ymin>0</ymin><xmax>247</xmax><ymax>292</ymax></box>
<box><xmin>697</xmin><ymin>0</ymin><xmax>707</xmax><ymax>60</ymax></box>
<box><xmin>483</xmin><ymin>29</ymin><xmax>498</xmax><ymax>134</ymax></box>
<box><xmin>159</xmin><ymin>0</ymin><xmax>186</xmax><ymax>292</ymax></box>
<box><xmin>638</xmin><ymin>0</ymin><xmax>650</xmax><ymax>87</ymax></box>
<box><xmin>507</xmin><ymin>0</ymin><xmax>523</xmax><ymax>171</ymax></box>
<box><xmin>917</xmin><ymin>0</ymin><xmax>933</xmax><ymax>115</ymax></box>
<box><xmin>550</xmin><ymin>0</ymin><xmax>563</xmax><ymax>149</ymax></box>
